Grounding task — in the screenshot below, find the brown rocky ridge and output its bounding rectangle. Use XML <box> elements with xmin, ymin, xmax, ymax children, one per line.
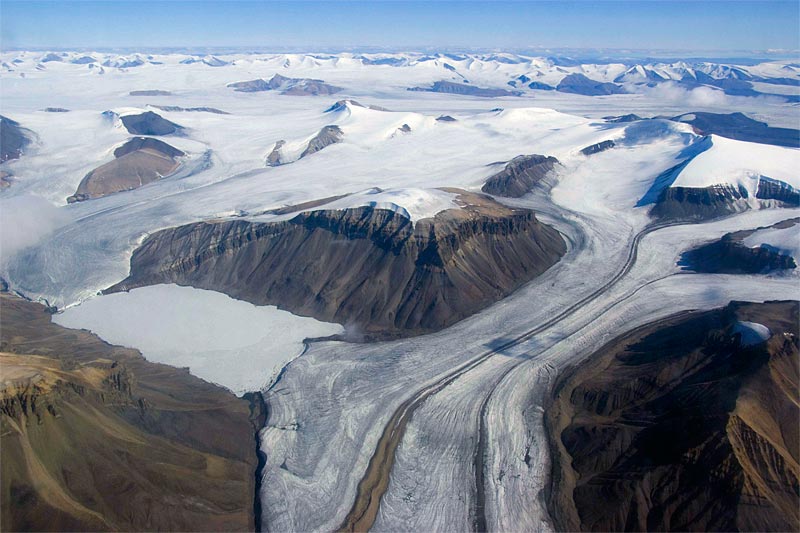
<box><xmin>107</xmin><ymin>189</ymin><xmax>566</xmax><ymax>339</ymax></box>
<box><xmin>546</xmin><ymin>300</ymin><xmax>800</xmax><ymax>532</ymax></box>
<box><xmin>0</xmin><ymin>292</ymin><xmax>265</xmax><ymax>531</ymax></box>
<box><xmin>67</xmin><ymin>137</ymin><xmax>185</xmax><ymax>203</ymax></box>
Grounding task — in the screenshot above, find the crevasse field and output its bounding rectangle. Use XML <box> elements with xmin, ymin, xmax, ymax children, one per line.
<box><xmin>1</xmin><ymin>50</ymin><xmax>799</xmax><ymax>530</ymax></box>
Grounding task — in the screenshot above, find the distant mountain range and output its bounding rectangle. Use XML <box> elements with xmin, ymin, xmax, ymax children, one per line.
<box><xmin>4</xmin><ymin>51</ymin><xmax>798</xmax><ymax>101</ymax></box>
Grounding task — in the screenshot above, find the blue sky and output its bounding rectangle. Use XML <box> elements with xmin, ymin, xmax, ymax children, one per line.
<box><xmin>2</xmin><ymin>1</ymin><xmax>799</xmax><ymax>53</ymax></box>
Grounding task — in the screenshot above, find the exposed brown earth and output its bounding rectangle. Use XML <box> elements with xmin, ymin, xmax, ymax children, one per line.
<box><xmin>107</xmin><ymin>190</ymin><xmax>566</xmax><ymax>339</ymax></box>
<box><xmin>67</xmin><ymin>137</ymin><xmax>184</xmax><ymax>203</ymax></box>
<box><xmin>546</xmin><ymin>300</ymin><xmax>800</xmax><ymax>532</ymax></box>
<box><xmin>0</xmin><ymin>292</ymin><xmax>263</xmax><ymax>531</ymax></box>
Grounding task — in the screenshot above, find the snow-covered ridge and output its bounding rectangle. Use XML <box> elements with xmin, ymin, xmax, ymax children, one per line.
<box><xmin>300</xmin><ymin>187</ymin><xmax>461</xmax><ymax>223</ymax></box>
<box><xmin>3</xmin><ymin>51</ymin><xmax>798</xmax><ymax>98</ymax></box>
<box><xmin>742</xmin><ymin>223</ymin><xmax>800</xmax><ymax>259</ymax></box>
<box><xmin>671</xmin><ymin>134</ymin><xmax>800</xmax><ymax>194</ymax></box>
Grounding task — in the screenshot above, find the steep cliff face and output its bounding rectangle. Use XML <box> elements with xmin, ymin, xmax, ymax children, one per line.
<box><xmin>108</xmin><ymin>192</ymin><xmax>566</xmax><ymax>338</ymax></box>
<box><xmin>0</xmin><ymin>115</ymin><xmax>33</xmax><ymax>163</ymax></box>
<box><xmin>580</xmin><ymin>139</ymin><xmax>615</xmax><ymax>156</ymax></box>
<box><xmin>681</xmin><ymin>218</ymin><xmax>799</xmax><ymax>274</ymax></box>
<box><xmin>481</xmin><ymin>155</ymin><xmax>560</xmax><ymax>198</ymax></box>
<box><xmin>119</xmin><ymin>111</ymin><xmax>182</xmax><ymax>136</ymax></box>
<box><xmin>648</xmin><ymin>174</ymin><xmax>798</xmax><ymax>223</ymax></box>
<box><xmin>757</xmin><ymin>178</ymin><xmax>800</xmax><ymax>206</ymax></box>
<box><xmin>650</xmin><ymin>184</ymin><xmax>748</xmax><ymax>221</ymax></box>
<box><xmin>546</xmin><ymin>301</ymin><xmax>800</xmax><ymax>532</ymax></box>
<box><xmin>0</xmin><ymin>293</ymin><xmax>261</xmax><ymax>532</ymax></box>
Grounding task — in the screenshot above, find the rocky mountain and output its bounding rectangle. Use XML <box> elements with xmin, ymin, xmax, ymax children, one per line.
<box><xmin>67</xmin><ymin>137</ymin><xmax>184</xmax><ymax>203</ymax></box>
<box><xmin>670</xmin><ymin>112</ymin><xmax>800</xmax><ymax>148</ymax></box>
<box><xmin>1</xmin><ymin>115</ymin><xmax>33</xmax><ymax>163</ymax></box>
<box><xmin>266</xmin><ymin>125</ymin><xmax>343</xmax><ymax>166</ymax></box>
<box><xmin>228</xmin><ymin>74</ymin><xmax>342</xmax><ymax>95</ymax></box>
<box><xmin>129</xmin><ymin>89</ymin><xmax>172</xmax><ymax>96</ymax></box>
<box><xmin>547</xmin><ymin>300</ymin><xmax>800</xmax><ymax>532</ymax></box>
<box><xmin>681</xmin><ymin>218</ymin><xmax>799</xmax><ymax>274</ymax></box>
<box><xmin>556</xmin><ymin>73</ymin><xmax>626</xmax><ymax>96</ymax></box>
<box><xmin>649</xmin><ymin>182</ymin><xmax>750</xmax><ymax>221</ymax></box>
<box><xmin>580</xmin><ymin>139</ymin><xmax>616</xmax><ymax>156</ymax></box>
<box><xmin>149</xmin><ymin>104</ymin><xmax>230</xmax><ymax>114</ymax></box>
<box><xmin>408</xmin><ymin>80</ymin><xmax>521</xmax><ymax>97</ymax></box>
<box><xmin>106</xmin><ymin>191</ymin><xmax>566</xmax><ymax>338</ymax></box>
<box><xmin>641</xmin><ymin>133</ymin><xmax>800</xmax><ymax>222</ymax></box>
<box><xmin>481</xmin><ymin>154</ymin><xmax>560</xmax><ymax>197</ymax></box>
<box><xmin>0</xmin><ymin>292</ymin><xmax>263</xmax><ymax>531</ymax></box>
<box><xmin>117</xmin><ymin>110</ymin><xmax>183</xmax><ymax>136</ymax></box>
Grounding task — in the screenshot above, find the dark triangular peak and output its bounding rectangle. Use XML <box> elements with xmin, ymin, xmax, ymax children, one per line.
<box><xmin>118</xmin><ymin>111</ymin><xmax>183</xmax><ymax>136</ymax></box>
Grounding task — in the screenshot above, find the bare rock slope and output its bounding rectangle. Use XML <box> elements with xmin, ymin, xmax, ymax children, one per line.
<box><xmin>108</xmin><ymin>191</ymin><xmax>566</xmax><ymax>338</ymax></box>
<box><xmin>67</xmin><ymin>137</ymin><xmax>184</xmax><ymax>202</ymax></box>
<box><xmin>547</xmin><ymin>300</ymin><xmax>800</xmax><ymax>532</ymax></box>
<box><xmin>0</xmin><ymin>292</ymin><xmax>264</xmax><ymax>531</ymax></box>
<box><xmin>1</xmin><ymin>115</ymin><xmax>33</xmax><ymax>162</ymax></box>
<box><xmin>481</xmin><ymin>154</ymin><xmax>560</xmax><ymax>198</ymax></box>
<box><xmin>681</xmin><ymin>218</ymin><xmax>799</xmax><ymax>274</ymax></box>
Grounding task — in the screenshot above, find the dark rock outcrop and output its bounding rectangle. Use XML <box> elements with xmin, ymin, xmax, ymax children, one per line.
<box><xmin>267</xmin><ymin>126</ymin><xmax>343</xmax><ymax>166</ymax></box>
<box><xmin>67</xmin><ymin>137</ymin><xmax>184</xmax><ymax>202</ymax></box>
<box><xmin>556</xmin><ymin>73</ymin><xmax>626</xmax><ymax>96</ymax></box>
<box><xmin>0</xmin><ymin>293</ymin><xmax>261</xmax><ymax>532</ymax></box>
<box><xmin>0</xmin><ymin>170</ymin><xmax>13</xmax><ymax>188</ymax></box>
<box><xmin>228</xmin><ymin>74</ymin><xmax>342</xmax><ymax>96</ymax></box>
<box><xmin>408</xmin><ymin>80</ymin><xmax>521</xmax><ymax>97</ymax></box>
<box><xmin>40</xmin><ymin>52</ymin><xmax>63</xmax><ymax>63</ymax></box>
<box><xmin>227</xmin><ymin>78</ymin><xmax>271</xmax><ymax>92</ymax></box>
<box><xmin>266</xmin><ymin>140</ymin><xmax>286</xmax><ymax>166</ymax></box>
<box><xmin>325</xmin><ymin>100</ymin><xmax>388</xmax><ymax>112</ymax></box>
<box><xmin>670</xmin><ymin>112</ymin><xmax>800</xmax><ymax>148</ymax></box>
<box><xmin>129</xmin><ymin>90</ymin><xmax>172</xmax><ymax>96</ymax></box>
<box><xmin>71</xmin><ymin>56</ymin><xmax>95</xmax><ymax>64</ymax></box>
<box><xmin>546</xmin><ymin>300</ymin><xmax>800</xmax><ymax>532</ymax></box>
<box><xmin>681</xmin><ymin>218</ymin><xmax>799</xmax><ymax>273</ymax></box>
<box><xmin>43</xmin><ymin>107</ymin><xmax>70</xmax><ymax>113</ymax></box>
<box><xmin>481</xmin><ymin>154</ymin><xmax>560</xmax><ymax>198</ymax></box>
<box><xmin>119</xmin><ymin>111</ymin><xmax>182</xmax><ymax>136</ymax></box>
<box><xmin>604</xmin><ymin>113</ymin><xmax>643</xmax><ymax>123</ymax></box>
<box><xmin>436</xmin><ymin>115</ymin><xmax>457</xmax><ymax>122</ymax></box>
<box><xmin>527</xmin><ymin>81</ymin><xmax>555</xmax><ymax>91</ymax></box>
<box><xmin>107</xmin><ymin>191</ymin><xmax>566</xmax><ymax>338</ymax></box>
<box><xmin>580</xmin><ymin>139</ymin><xmax>615</xmax><ymax>156</ymax></box>
<box><xmin>150</xmin><ymin>105</ymin><xmax>230</xmax><ymax>115</ymax></box>
<box><xmin>301</xmin><ymin>125</ymin><xmax>343</xmax><ymax>158</ymax></box>
<box><xmin>649</xmin><ymin>184</ymin><xmax>748</xmax><ymax>221</ymax></box>
<box><xmin>1</xmin><ymin>116</ymin><xmax>32</xmax><ymax>163</ymax></box>
<box><xmin>756</xmin><ymin>178</ymin><xmax>800</xmax><ymax>206</ymax></box>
